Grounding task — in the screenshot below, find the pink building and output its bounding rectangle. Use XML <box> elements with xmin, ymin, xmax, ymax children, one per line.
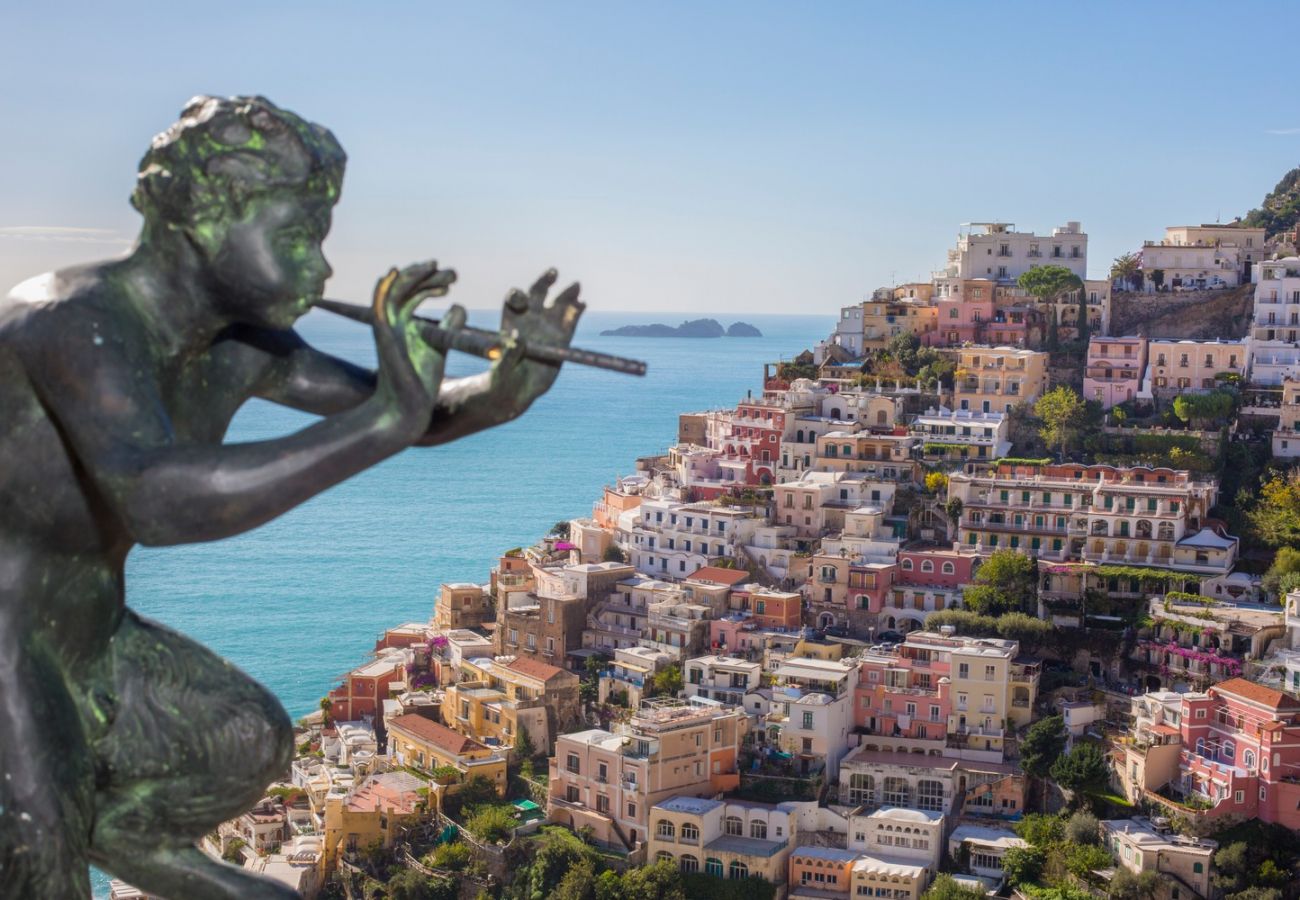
<box><xmin>896</xmin><ymin>548</ymin><xmax>978</xmax><ymax>589</ymax></box>
<box><xmin>710</xmin><ymin>613</ymin><xmax>763</xmax><ymax>657</ymax></box>
<box><xmin>1083</xmin><ymin>336</ymin><xmax>1147</xmax><ymax>409</ymax></box>
<box><xmin>1148</xmin><ymin>679</ymin><xmax>1300</xmax><ymax>829</ymax></box>
<box><xmin>932</xmin><ymin>295</ymin><xmax>994</xmax><ymax>347</ymax></box>
<box><xmin>853</xmin><ymin>641</ymin><xmax>953</xmax><ymax>744</ymax></box>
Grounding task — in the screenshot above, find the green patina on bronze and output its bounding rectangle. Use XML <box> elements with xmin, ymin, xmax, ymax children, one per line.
<box><xmin>0</xmin><ymin>95</ymin><xmax>584</xmax><ymax>899</ymax></box>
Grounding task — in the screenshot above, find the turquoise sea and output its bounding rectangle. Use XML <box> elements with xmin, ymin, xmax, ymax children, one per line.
<box><xmin>124</xmin><ymin>309</ymin><xmax>832</xmax><ymax>716</ymax></box>
<box><xmin>92</xmin><ymin>309</ymin><xmax>829</xmax><ymax>895</ymax></box>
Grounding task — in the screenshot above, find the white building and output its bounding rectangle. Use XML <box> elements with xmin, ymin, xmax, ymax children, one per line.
<box><xmin>1249</xmin><ymin>257</ymin><xmax>1300</xmax><ymax>385</ymax></box>
<box><xmin>937</xmin><ymin>222</ymin><xmax>1087</xmax><ymax>283</ymax></box>
<box><xmin>947</xmin><ymin>823</ymin><xmax>1028</xmax><ymax>881</ymax></box>
<box><xmin>770</xmin><ymin>657</ymin><xmax>858</xmax><ymax>779</ymax></box>
<box><xmin>848</xmin><ymin>807</ymin><xmax>945</xmax><ymax>872</ymax></box>
<box><xmin>909</xmin><ymin>407</ymin><xmax>1012</xmax><ymax>462</ymax></box>
<box><xmin>1273</xmin><ymin>376</ymin><xmax>1300</xmax><ymax>459</ymax></box>
<box><xmin>684</xmin><ymin>655</ymin><xmax>763</xmax><ymax>707</ymax></box>
<box><xmin>622</xmin><ymin>498</ymin><xmax>764</xmax><ymax>578</ymax></box>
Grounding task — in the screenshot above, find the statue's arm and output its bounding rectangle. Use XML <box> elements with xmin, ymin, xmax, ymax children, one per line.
<box><xmin>27</xmin><ymin>310</ymin><xmax>446</xmax><ymax>547</ymax></box>
<box><xmin>249</xmin><ymin>327</ymin><xmax>500</xmax><ymax>447</ymax></box>
<box><xmin>258</xmin><ymin>271</ymin><xmax>583</xmax><ymax>445</ymax></box>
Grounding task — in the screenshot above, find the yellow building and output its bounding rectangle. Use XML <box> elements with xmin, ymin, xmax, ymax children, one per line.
<box><xmin>861</xmin><ymin>299</ymin><xmax>939</xmax><ymax>351</ymax></box>
<box><xmin>320</xmin><ymin>771</ymin><xmax>430</xmax><ymax>877</ymax></box>
<box><xmin>953</xmin><ymin>346</ymin><xmax>1049</xmax><ymax>414</ymax></box>
<box><xmin>648</xmin><ymin>796</ymin><xmax>796</xmax><ymax>886</ymax></box>
<box><xmin>385</xmin><ymin>714</ymin><xmax>508</xmax><ymax>796</ymax></box>
<box><xmin>443</xmin><ymin>654</ymin><xmax>580</xmax><ymax>753</ymax></box>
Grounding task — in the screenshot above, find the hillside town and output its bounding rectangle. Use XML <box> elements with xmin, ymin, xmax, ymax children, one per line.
<box><xmin>115</xmin><ymin>213</ymin><xmax>1300</xmax><ymax>900</ymax></box>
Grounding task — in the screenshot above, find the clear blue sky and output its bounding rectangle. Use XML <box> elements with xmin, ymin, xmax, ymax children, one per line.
<box><xmin>3</xmin><ymin>1</ymin><xmax>1297</xmax><ymax>314</ymax></box>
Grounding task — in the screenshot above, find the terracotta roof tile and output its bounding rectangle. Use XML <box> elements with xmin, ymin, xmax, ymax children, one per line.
<box><xmin>687</xmin><ymin>566</ymin><xmax>749</xmax><ymax>587</ymax></box>
<box><xmin>504</xmin><ymin>655</ymin><xmax>569</xmax><ymax>683</ymax></box>
<box><xmin>388</xmin><ymin>714</ymin><xmax>488</xmax><ymax>756</ymax></box>
<box><xmin>1212</xmin><ymin>678</ymin><xmax>1300</xmax><ymax>710</ymax></box>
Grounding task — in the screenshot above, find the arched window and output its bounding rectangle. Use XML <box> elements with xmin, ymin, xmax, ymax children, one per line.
<box><xmin>729</xmin><ymin>861</ymin><xmax>749</xmax><ymax>880</ymax></box>
<box><xmin>656</xmin><ymin>851</ymin><xmax>674</xmax><ymax>864</ymax></box>
<box><xmin>848</xmin><ymin>773</ymin><xmax>875</xmax><ymax>805</ymax></box>
<box><xmin>724</xmin><ymin>816</ymin><xmax>743</xmax><ymax>836</ymax></box>
<box><xmin>883</xmin><ymin>777</ymin><xmax>911</xmax><ymax>806</ymax></box>
<box><xmin>1222</xmin><ymin>740</ymin><xmax>1235</xmax><ymax>763</ymax></box>
<box><xmin>680</xmin><ymin>822</ymin><xmax>699</xmax><ymax>842</ymax></box>
<box><xmin>942</xmin><ymin>562</ymin><xmax>955</xmax><ymax>574</ymax></box>
<box><xmin>656</xmin><ymin>820</ymin><xmax>675</xmax><ymax>839</ymax></box>
<box><xmin>1195</xmin><ymin>737</ymin><xmax>1206</xmax><ymax>756</ymax></box>
<box><xmin>679</xmin><ymin>854</ymin><xmax>699</xmax><ymax>874</ymax></box>
<box><xmin>750</xmin><ymin>820</ymin><xmax>767</xmax><ymax>840</ymax></box>
<box><xmin>1244</xmin><ymin>750</ymin><xmax>1256</xmax><ymax>769</ymax></box>
<box><xmin>705</xmin><ymin>858</ymin><xmax>724</xmax><ymax>877</ymax></box>
<box><xmin>917</xmin><ymin>779</ymin><xmax>944</xmax><ymax>811</ymax></box>
<box><xmin>921</xmin><ymin>560</ymin><xmax>934</xmax><ymax>573</ymax></box>
<box><xmin>901</xmin><ymin>559</ymin><xmax>914</xmax><ymax>571</ymax></box>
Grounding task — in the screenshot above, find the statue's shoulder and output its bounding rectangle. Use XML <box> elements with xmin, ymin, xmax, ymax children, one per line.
<box><xmin>1</xmin><ymin>264</ymin><xmax>140</xmax><ymax>364</ymax></box>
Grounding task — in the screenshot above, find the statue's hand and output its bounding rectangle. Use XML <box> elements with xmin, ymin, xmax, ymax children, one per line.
<box><xmin>489</xmin><ymin>269</ymin><xmax>584</xmax><ymax>417</ymax></box>
<box><xmin>371</xmin><ymin>261</ymin><xmax>462</xmax><ymax>442</ymax></box>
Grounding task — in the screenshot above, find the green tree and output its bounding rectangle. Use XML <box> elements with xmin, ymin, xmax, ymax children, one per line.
<box><xmin>550</xmin><ymin>520</ymin><xmax>571</xmax><ymax>537</ymax></box>
<box><xmin>1262</xmin><ymin>546</ymin><xmax>1300</xmax><ymax>598</ymax></box>
<box><xmin>601</xmin><ymin>544</ymin><xmax>627</xmax><ymax>563</ymax></box>
<box><xmin>1019</xmin><ymin>265</ymin><xmax>1085</xmax><ymax>303</ymax></box>
<box><xmin>1051</xmin><ymin>743</ymin><xmax>1109</xmax><ymax>797</ymax></box>
<box><xmin>1173</xmin><ymin>391</ymin><xmax>1235</xmax><ymax>428</ymax></box>
<box><xmin>549</xmin><ymin>858</ymin><xmax>599</xmax><ymax>900</ymax></box>
<box><xmin>1015</xmin><ymin>812</ymin><xmax>1066</xmax><ymax>848</ymax></box>
<box><xmin>1249</xmin><ymin>471</ymin><xmax>1300</xmax><ymax>548</ymax></box>
<box><xmin>650</xmin><ymin>665</ymin><xmax>683</xmax><ymax>698</ymax></box>
<box><xmin>1002</xmin><ymin>845</ymin><xmax>1046</xmax><ymax>887</ymax></box>
<box><xmin>387</xmin><ymin>869</ymin><xmax>457</xmax><ymax>900</ymax></box>
<box><xmin>921</xmin><ymin>874</ymin><xmax>987</xmax><ymax>900</ymax></box>
<box><xmin>1063</xmin><ymin>842</ymin><xmax>1113</xmax><ymax>879</ymax></box>
<box><xmin>464</xmin><ymin>804</ymin><xmax>515</xmax><ymax>843</ymax></box>
<box><xmin>1021</xmin><ymin>717</ymin><xmax>1067</xmax><ymax>810</ymax></box>
<box><xmin>595</xmin><ymin>859</ymin><xmax>687</xmax><ymax>900</ymax></box>
<box><xmin>1110</xmin><ymin>253</ymin><xmax>1140</xmax><ymax>290</ymax></box>
<box><xmin>1107</xmin><ymin>868</ymin><xmax>1161</xmax><ymax>900</ymax></box>
<box><xmin>1064</xmin><ymin>810</ymin><xmax>1100</xmax><ymax>845</ymax></box>
<box><xmin>1034</xmin><ymin>386</ymin><xmax>1089</xmax><ymax>461</ymax></box>
<box><xmin>964</xmin><ymin>549</ymin><xmax>1037</xmax><ymax>616</ymax></box>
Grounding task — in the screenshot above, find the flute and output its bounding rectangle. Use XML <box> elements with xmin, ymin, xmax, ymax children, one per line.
<box><xmin>314</xmin><ymin>298</ymin><xmax>647</xmax><ymax>377</ymax></box>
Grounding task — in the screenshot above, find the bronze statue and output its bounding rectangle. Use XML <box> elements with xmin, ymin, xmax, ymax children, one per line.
<box><xmin>0</xmin><ymin>95</ymin><xmax>586</xmax><ymax>898</ymax></box>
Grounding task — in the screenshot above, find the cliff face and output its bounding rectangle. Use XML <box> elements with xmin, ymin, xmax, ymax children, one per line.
<box><xmin>1243</xmin><ymin>166</ymin><xmax>1300</xmax><ymax>237</ymax></box>
<box><xmin>1109</xmin><ymin>285</ymin><xmax>1255</xmax><ymax>340</ymax></box>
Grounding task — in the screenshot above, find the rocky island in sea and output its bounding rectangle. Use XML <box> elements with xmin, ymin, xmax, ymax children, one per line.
<box><xmin>600</xmin><ymin>317</ymin><xmax>762</xmax><ymax>337</ymax></box>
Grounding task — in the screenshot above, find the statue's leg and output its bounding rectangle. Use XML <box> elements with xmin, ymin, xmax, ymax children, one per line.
<box><xmin>87</xmin><ymin>610</ymin><xmax>297</xmax><ymax>900</ymax></box>
<box><xmin>0</xmin><ymin>630</ymin><xmax>96</xmax><ymax>899</ymax></box>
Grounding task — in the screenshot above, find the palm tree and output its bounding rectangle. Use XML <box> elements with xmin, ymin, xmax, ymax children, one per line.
<box><xmin>1110</xmin><ymin>252</ymin><xmax>1140</xmax><ymax>291</ymax></box>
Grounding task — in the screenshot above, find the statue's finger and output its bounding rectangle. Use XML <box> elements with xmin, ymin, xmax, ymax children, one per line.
<box><xmin>529</xmin><ymin>269</ymin><xmax>558</xmax><ymax>309</ymax></box>
<box><xmin>505</xmin><ymin>288</ymin><xmax>530</xmax><ymax>315</ymax></box>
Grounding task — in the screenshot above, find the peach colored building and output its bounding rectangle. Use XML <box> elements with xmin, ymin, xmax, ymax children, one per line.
<box><xmin>952</xmin><ymin>346</ymin><xmax>1048</xmax><ymax>414</ymax></box>
<box><xmin>548</xmin><ymin>701</ymin><xmax>745</xmax><ymax>850</ymax></box>
<box><xmin>788</xmin><ymin>846</ymin><xmax>858</xmax><ymax>899</ymax></box>
<box><xmin>931</xmin><ymin>278</ymin><xmax>995</xmax><ymax>347</ymax></box>
<box><xmin>1083</xmin><ymin>336</ymin><xmax>1147</xmax><ymax>409</ymax></box>
<box><xmin>648</xmin><ymin>796</ymin><xmax>797</xmax><ymax>886</ymax></box>
<box><xmin>1143</xmin><ymin>339</ymin><xmax>1247</xmax><ymax>397</ymax></box>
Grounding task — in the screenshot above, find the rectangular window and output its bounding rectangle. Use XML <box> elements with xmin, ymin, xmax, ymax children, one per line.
<box><xmin>802</xmin><ymin>711</ymin><xmax>814</xmax><ymax>729</ymax></box>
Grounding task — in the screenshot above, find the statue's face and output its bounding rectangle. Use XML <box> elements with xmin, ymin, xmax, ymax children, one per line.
<box><xmin>195</xmin><ymin>195</ymin><xmax>333</xmax><ymax>329</ymax></box>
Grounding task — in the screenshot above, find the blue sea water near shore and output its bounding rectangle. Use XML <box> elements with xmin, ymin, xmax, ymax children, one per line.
<box><xmin>91</xmin><ymin>309</ymin><xmax>830</xmax><ymax>895</ymax></box>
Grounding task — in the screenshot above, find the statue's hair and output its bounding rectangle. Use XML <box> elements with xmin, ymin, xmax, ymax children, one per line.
<box><xmin>131</xmin><ymin>95</ymin><xmax>346</xmax><ymax>227</ymax></box>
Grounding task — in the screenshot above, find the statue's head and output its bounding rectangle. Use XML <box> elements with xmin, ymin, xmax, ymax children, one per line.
<box><xmin>132</xmin><ymin>96</ymin><xmax>347</xmax><ymax>328</ymax></box>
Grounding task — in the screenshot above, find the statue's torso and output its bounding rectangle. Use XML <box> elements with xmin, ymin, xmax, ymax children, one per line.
<box><xmin>0</xmin><ymin>277</ymin><xmax>277</xmax><ymax>664</ymax></box>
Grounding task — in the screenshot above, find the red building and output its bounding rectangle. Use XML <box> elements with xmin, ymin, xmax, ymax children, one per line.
<box><xmin>329</xmin><ymin>655</ymin><xmax>407</xmax><ymax>723</ymax></box>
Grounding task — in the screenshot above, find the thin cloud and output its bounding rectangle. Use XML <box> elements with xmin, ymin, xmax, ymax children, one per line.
<box><xmin>0</xmin><ymin>226</ymin><xmax>130</xmax><ymax>245</ymax></box>
<box><xmin>1265</xmin><ymin>127</ymin><xmax>1300</xmax><ymax>135</ymax></box>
